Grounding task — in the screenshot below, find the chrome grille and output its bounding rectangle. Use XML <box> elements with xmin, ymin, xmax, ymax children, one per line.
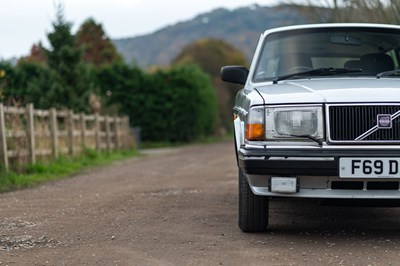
<box><xmin>328</xmin><ymin>105</ymin><xmax>400</xmax><ymax>142</ymax></box>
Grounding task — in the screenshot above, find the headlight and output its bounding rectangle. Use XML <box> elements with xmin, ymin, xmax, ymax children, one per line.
<box><xmin>265</xmin><ymin>106</ymin><xmax>324</xmax><ymax>140</ymax></box>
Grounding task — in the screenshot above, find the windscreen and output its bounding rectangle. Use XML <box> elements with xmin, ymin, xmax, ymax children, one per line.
<box><xmin>253</xmin><ymin>27</ymin><xmax>400</xmax><ymax>82</ymax></box>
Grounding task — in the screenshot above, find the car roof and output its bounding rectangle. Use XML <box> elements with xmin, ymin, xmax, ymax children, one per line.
<box><xmin>263</xmin><ymin>23</ymin><xmax>400</xmax><ymax>36</ymax></box>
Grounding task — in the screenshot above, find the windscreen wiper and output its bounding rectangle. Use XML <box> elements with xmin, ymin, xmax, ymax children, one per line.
<box><xmin>376</xmin><ymin>69</ymin><xmax>400</xmax><ymax>79</ymax></box>
<box><xmin>273</xmin><ymin>67</ymin><xmax>363</xmax><ymax>84</ymax></box>
<box><xmin>282</xmin><ymin>134</ymin><xmax>323</xmax><ymax>146</ymax></box>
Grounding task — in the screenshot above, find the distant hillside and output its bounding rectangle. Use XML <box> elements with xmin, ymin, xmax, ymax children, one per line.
<box><xmin>113</xmin><ymin>4</ymin><xmax>309</xmax><ymax>68</ymax></box>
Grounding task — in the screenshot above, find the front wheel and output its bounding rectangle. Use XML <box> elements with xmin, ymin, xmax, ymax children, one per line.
<box><xmin>238</xmin><ymin>168</ymin><xmax>269</xmax><ymax>232</ymax></box>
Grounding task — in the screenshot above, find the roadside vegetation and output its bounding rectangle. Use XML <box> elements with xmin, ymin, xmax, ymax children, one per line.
<box><xmin>0</xmin><ymin>148</ymin><xmax>139</xmax><ymax>192</ymax></box>
<box><xmin>0</xmin><ymin>4</ymin><xmax>221</xmax><ymax>144</ymax></box>
<box><xmin>0</xmin><ymin>4</ymin><xmax>228</xmax><ymax>190</ymax></box>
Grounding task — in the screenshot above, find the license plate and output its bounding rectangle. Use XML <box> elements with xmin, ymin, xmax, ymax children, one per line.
<box><xmin>339</xmin><ymin>158</ymin><xmax>400</xmax><ymax>178</ymax></box>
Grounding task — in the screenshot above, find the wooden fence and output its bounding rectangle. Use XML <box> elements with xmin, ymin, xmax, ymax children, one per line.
<box><xmin>0</xmin><ymin>103</ymin><xmax>132</xmax><ymax>172</ymax></box>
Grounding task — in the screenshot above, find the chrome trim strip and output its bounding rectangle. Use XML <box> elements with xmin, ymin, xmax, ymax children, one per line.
<box><xmin>264</xmin><ymin>104</ymin><xmax>323</xmax><ymax>108</ymax></box>
<box><xmin>393</xmin><ymin>110</ymin><xmax>400</xmax><ymax>120</ymax></box>
<box><xmin>319</xmin><ymin>145</ymin><xmax>400</xmax><ymax>149</ymax></box>
<box><xmin>267</xmin><ymin>157</ymin><xmax>335</xmax><ymax>161</ymax></box>
<box><xmin>243</xmin><ymin>143</ymin><xmax>400</xmax><ymax>150</ymax></box>
<box><xmin>251</xmin><ymin>187</ymin><xmax>400</xmax><ymax>199</ymax></box>
<box><xmin>233</xmin><ymin>106</ymin><xmax>248</xmax><ymax>116</ymax></box>
<box><xmin>245</xmin><ymin>156</ymin><xmax>266</xmax><ymax>160</ymax></box>
<box><xmin>354</xmin><ymin>126</ymin><xmax>379</xmax><ymax>140</ymax></box>
<box><xmin>327</xmin><ymin>140</ymin><xmax>400</xmax><ymax>144</ymax></box>
<box><xmin>355</xmin><ymin>109</ymin><xmax>400</xmax><ymax>140</ymax></box>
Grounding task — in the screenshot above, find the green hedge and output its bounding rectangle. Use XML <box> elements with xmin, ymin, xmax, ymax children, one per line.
<box><xmin>97</xmin><ymin>63</ymin><xmax>217</xmax><ymax>142</ymax></box>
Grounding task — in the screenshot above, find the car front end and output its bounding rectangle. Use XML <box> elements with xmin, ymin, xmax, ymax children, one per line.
<box><xmin>222</xmin><ymin>23</ymin><xmax>400</xmax><ymax>231</ymax></box>
<box><xmin>238</xmin><ymin>80</ymin><xmax>400</xmax><ymax>199</ymax></box>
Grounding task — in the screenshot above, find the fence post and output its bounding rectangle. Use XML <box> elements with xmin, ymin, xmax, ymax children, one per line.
<box><xmin>68</xmin><ymin>110</ymin><xmax>75</xmax><ymax>156</ymax></box>
<box><xmin>114</xmin><ymin>116</ymin><xmax>119</xmax><ymax>150</ymax></box>
<box><xmin>26</xmin><ymin>103</ymin><xmax>36</xmax><ymax>164</ymax></box>
<box><xmin>95</xmin><ymin>113</ymin><xmax>101</xmax><ymax>151</ymax></box>
<box><xmin>105</xmin><ymin>115</ymin><xmax>111</xmax><ymax>151</ymax></box>
<box><xmin>80</xmin><ymin>113</ymin><xmax>86</xmax><ymax>150</ymax></box>
<box><xmin>124</xmin><ymin>116</ymin><xmax>130</xmax><ymax>148</ymax></box>
<box><xmin>0</xmin><ymin>104</ymin><xmax>9</xmax><ymax>172</ymax></box>
<box><xmin>49</xmin><ymin>108</ymin><xmax>59</xmax><ymax>159</ymax></box>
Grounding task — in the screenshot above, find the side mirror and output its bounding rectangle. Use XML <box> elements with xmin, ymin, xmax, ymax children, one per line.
<box><xmin>220</xmin><ymin>66</ymin><xmax>249</xmax><ymax>85</ymax></box>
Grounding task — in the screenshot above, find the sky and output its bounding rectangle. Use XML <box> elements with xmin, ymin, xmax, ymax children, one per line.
<box><xmin>0</xmin><ymin>0</ymin><xmax>279</xmax><ymax>59</ymax></box>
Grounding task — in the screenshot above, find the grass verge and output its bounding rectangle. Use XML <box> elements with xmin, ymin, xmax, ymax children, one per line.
<box><xmin>0</xmin><ymin>149</ymin><xmax>139</xmax><ymax>193</ymax></box>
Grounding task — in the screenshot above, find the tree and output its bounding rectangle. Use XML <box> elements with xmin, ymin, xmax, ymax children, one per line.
<box><xmin>76</xmin><ymin>18</ymin><xmax>123</xmax><ymax>66</ymax></box>
<box><xmin>293</xmin><ymin>0</ymin><xmax>400</xmax><ymax>23</ymax></box>
<box><xmin>173</xmin><ymin>38</ymin><xmax>248</xmax><ymax>133</ymax></box>
<box><xmin>173</xmin><ymin>38</ymin><xmax>247</xmax><ymax>77</ymax></box>
<box><xmin>42</xmin><ymin>4</ymin><xmax>96</xmax><ymax>112</ymax></box>
<box><xmin>22</xmin><ymin>43</ymin><xmax>47</xmax><ymax>64</ymax></box>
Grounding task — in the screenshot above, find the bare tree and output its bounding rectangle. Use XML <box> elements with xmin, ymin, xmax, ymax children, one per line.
<box><xmin>388</xmin><ymin>0</ymin><xmax>400</xmax><ymax>23</ymax></box>
<box><xmin>288</xmin><ymin>0</ymin><xmax>400</xmax><ymax>24</ymax></box>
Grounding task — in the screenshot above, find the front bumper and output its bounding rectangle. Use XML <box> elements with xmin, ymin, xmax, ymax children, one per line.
<box><xmin>239</xmin><ymin>144</ymin><xmax>400</xmax><ymax>199</ymax></box>
<box><xmin>239</xmin><ymin>146</ymin><xmax>400</xmax><ymax>176</ymax></box>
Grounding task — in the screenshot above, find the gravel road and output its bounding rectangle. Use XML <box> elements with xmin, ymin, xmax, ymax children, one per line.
<box><xmin>1</xmin><ymin>141</ymin><xmax>400</xmax><ymax>265</ymax></box>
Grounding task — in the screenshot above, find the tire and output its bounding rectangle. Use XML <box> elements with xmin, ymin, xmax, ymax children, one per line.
<box><xmin>238</xmin><ymin>168</ymin><xmax>269</xmax><ymax>232</ymax></box>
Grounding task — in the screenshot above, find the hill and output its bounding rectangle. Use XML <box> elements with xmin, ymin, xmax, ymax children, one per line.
<box><xmin>112</xmin><ymin>4</ymin><xmax>309</xmax><ymax>68</ymax></box>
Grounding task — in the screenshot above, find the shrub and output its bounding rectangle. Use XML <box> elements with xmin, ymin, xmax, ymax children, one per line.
<box><xmin>139</xmin><ymin>64</ymin><xmax>217</xmax><ymax>142</ymax></box>
<box><xmin>97</xmin><ymin>63</ymin><xmax>217</xmax><ymax>142</ymax></box>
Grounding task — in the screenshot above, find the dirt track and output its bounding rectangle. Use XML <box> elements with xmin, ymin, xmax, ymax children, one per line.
<box><xmin>1</xmin><ymin>141</ymin><xmax>400</xmax><ymax>265</ymax></box>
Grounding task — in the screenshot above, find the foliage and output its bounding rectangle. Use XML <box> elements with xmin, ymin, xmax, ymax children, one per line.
<box><xmin>0</xmin><ymin>60</ymin><xmax>55</xmax><ymax>107</ymax></box>
<box><xmin>0</xmin><ymin>62</ymin><xmax>16</xmax><ymax>103</ymax></box>
<box><xmin>173</xmin><ymin>38</ymin><xmax>247</xmax><ymax>133</ymax></box>
<box><xmin>76</xmin><ymin>18</ymin><xmax>123</xmax><ymax>66</ymax></box>
<box><xmin>146</xmin><ymin>64</ymin><xmax>217</xmax><ymax>141</ymax></box>
<box><xmin>173</xmin><ymin>38</ymin><xmax>247</xmax><ymax>76</ymax></box>
<box><xmin>291</xmin><ymin>0</ymin><xmax>400</xmax><ymax>23</ymax></box>
<box><xmin>1</xmin><ymin>4</ymin><xmax>223</xmax><ymax>145</ymax></box>
<box><xmin>41</xmin><ymin>4</ymin><xmax>96</xmax><ymax>112</ymax></box>
<box><xmin>22</xmin><ymin>43</ymin><xmax>47</xmax><ymax>64</ymax></box>
<box><xmin>1</xmin><ymin>5</ymin><xmax>98</xmax><ymax>112</ymax></box>
<box><xmin>95</xmin><ymin>62</ymin><xmax>145</xmax><ymax>115</ymax></box>
<box><xmin>97</xmin><ymin>63</ymin><xmax>217</xmax><ymax>142</ymax></box>
<box><xmin>0</xmin><ymin>148</ymin><xmax>139</xmax><ymax>192</ymax></box>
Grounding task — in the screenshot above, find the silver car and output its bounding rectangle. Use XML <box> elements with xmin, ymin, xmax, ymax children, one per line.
<box><xmin>221</xmin><ymin>23</ymin><xmax>400</xmax><ymax>232</ymax></box>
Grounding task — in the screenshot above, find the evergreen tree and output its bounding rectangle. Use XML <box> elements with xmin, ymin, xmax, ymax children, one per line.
<box><xmin>43</xmin><ymin>4</ymin><xmax>96</xmax><ymax>112</ymax></box>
